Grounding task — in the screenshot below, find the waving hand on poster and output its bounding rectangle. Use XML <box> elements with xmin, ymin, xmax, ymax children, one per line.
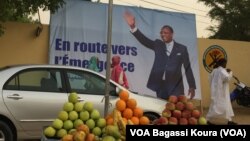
<box><xmin>124</xmin><ymin>11</ymin><xmax>136</xmax><ymax>30</ymax></box>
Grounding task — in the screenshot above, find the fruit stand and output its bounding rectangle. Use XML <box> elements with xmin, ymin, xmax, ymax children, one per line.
<box><xmin>42</xmin><ymin>90</ymin><xmax>151</xmax><ymax>141</ymax></box>
<box><xmin>42</xmin><ymin>91</ymin><xmax>207</xmax><ymax>141</ymax></box>
<box><xmin>153</xmin><ymin>95</ymin><xmax>207</xmax><ymax>125</ymax></box>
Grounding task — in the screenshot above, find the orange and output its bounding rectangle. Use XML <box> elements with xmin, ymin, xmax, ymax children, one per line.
<box><xmin>115</xmin><ymin>99</ymin><xmax>126</xmax><ymax>111</ymax></box>
<box><xmin>119</xmin><ymin>90</ymin><xmax>129</xmax><ymax>101</ymax></box>
<box><xmin>139</xmin><ymin>116</ymin><xmax>150</xmax><ymax>125</ymax></box>
<box><xmin>85</xmin><ymin>133</ymin><xmax>95</xmax><ymax>141</ymax></box>
<box><xmin>122</xmin><ymin>108</ymin><xmax>133</xmax><ymax>119</ymax></box>
<box><xmin>122</xmin><ymin>117</ymin><xmax>128</xmax><ymax>125</ymax></box>
<box><xmin>105</xmin><ymin>113</ymin><xmax>112</xmax><ymax>121</ymax></box>
<box><xmin>130</xmin><ymin>116</ymin><xmax>140</xmax><ymax>125</ymax></box>
<box><xmin>133</xmin><ymin>107</ymin><xmax>143</xmax><ymax>118</ymax></box>
<box><xmin>77</xmin><ymin>124</ymin><xmax>89</xmax><ymax>134</ymax></box>
<box><xmin>62</xmin><ymin>134</ymin><xmax>73</xmax><ymax>141</ymax></box>
<box><xmin>126</xmin><ymin>98</ymin><xmax>137</xmax><ymax>109</ymax></box>
<box><xmin>106</xmin><ymin>117</ymin><xmax>114</xmax><ymax>125</ymax></box>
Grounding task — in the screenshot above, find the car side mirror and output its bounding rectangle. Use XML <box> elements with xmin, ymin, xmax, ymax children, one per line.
<box><xmin>115</xmin><ymin>87</ymin><xmax>120</xmax><ymax>94</ymax></box>
<box><xmin>109</xmin><ymin>87</ymin><xmax>120</xmax><ymax>97</ymax></box>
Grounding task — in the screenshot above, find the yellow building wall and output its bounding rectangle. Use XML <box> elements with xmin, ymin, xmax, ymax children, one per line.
<box><xmin>198</xmin><ymin>39</ymin><xmax>250</xmax><ymax>107</ymax></box>
<box><xmin>1</xmin><ymin>22</ymin><xmax>250</xmax><ymax>108</ymax></box>
<box><xmin>0</xmin><ymin>22</ymin><xmax>49</xmax><ymax>66</ymax></box>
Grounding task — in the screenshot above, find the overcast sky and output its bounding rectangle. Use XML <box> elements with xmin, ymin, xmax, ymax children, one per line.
<box><xmin>36</xmin><ymin>0</ymin><xmax>216</xmax><ymax>38</ymax></box>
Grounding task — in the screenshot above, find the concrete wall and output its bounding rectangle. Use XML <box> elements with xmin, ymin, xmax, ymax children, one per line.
<box><xmin>1</xmin><ymin>22</ymin><xmax>250</xmax><ymax>108</ymax></box>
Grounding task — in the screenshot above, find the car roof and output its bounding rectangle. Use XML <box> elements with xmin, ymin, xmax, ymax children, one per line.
<box><xmin>0</xmin><ymin>64</ymin><xmax>97</xmax><ymax>74</ymax></box>
<box><xmin>1</xmin><ymin>64</ymin><xmax>85</xmax><ymax>69</ymax></box>
<box><xmin>0</xmin><ymin>64</ymin><xmax>109</xmax><ymax>83</ymax></box>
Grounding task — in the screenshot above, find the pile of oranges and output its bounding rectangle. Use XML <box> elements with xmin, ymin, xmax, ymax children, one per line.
<box><xmin>106</xmin><ymin>89</ymin><xmax>150</xmax><ymax>125</ymax></box>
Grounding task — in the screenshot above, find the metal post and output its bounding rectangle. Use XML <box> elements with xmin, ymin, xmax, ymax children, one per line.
<box><xmin>104</xmin><ymin>0</ymin><xmax>113</xmax><ymax>117</ymax></box>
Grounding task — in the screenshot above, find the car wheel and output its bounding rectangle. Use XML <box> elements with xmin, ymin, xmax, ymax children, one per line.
<box><xmin>0</xmin><ymin>121</ymin><xmax>15</xmax><ymax>141</ymax></box>
<box><xmin>143</xmin><ymin>112</ymin><xmax>160</xmax><ymax>123</ymax></box>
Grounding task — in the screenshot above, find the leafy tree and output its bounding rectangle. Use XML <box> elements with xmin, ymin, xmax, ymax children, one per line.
<box><xmin>0</xmin><ymin>0</ymin><xmax>65</xmax><ymax>36</ymax></box>
<box><xmin>198</xmin><ymin>0</ymin><xmax>250</xmax><ymax>41</ymax></box>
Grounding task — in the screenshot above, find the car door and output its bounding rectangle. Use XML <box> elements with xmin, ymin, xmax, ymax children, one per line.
<box><xmin>2</xmin><ymin>68</ymin><xmax>68</xmax><ymax>137</ymax></box>
<box><xmin>64</xmin><ymin>69</ymin><xmax>118</xmax><ymax>117</ymax></box>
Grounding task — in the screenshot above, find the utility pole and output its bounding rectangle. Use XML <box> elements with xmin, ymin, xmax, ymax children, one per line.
<box><xmin>104</xmin><ymin>0</ymin><xmax>113</xmax><ymax>117</ymax></box>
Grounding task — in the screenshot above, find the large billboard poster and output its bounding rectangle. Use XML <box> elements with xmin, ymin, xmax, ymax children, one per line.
<box><xmin>49</xmin><ymin>0</ymin><xmax>201</xmax><ymax>100</ymax></box>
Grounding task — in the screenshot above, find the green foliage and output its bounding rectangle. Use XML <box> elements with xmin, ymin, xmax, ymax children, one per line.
<box><xmin>198</xmin><ymin>0</ymin><xmax>250</xmax><ymax>41</ymax></box>
<box><xmin>0</xmin><ymin>0</ymin><xmax>65</xmax><ymax>36</ymax></box>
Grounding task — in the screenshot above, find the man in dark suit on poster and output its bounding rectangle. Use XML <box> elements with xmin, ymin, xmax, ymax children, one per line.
<box><xmin>124</xmin><ymin>11</ymin><xmax>196</xmax><ymax>100</ymax></box>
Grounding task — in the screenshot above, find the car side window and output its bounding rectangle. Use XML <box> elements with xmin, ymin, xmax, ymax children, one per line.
<box><xmin>66</xmin><ymin>70</ymin><xmax>116</xmax><ymax>95</ymax></box>
<box><xmin>4</xmin><ymin>69</ymin><xmax>62</xmax><ymax>92</ymax></box>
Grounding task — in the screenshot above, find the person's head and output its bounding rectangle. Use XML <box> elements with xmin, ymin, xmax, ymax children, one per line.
<box><xmin>89</xmin><ymin>56</ymin><xmax>99</xmax><ymax>65</ymax></box>
<box><xmin>160</xmin><ymin>25</ymin><xmax>174</xmax><ymax>43</ymax></box>
<box><xmin>111</xmin><ymin>55</ymin><xmax>121</xmax><ymax>68</ymax></box>
<box><xmin>216</xmin><ymin>58</ymin><xmax>227</xmax><ymax>68</ymax></box>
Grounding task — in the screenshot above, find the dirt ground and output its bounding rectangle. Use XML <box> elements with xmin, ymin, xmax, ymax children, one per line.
<box><xmin>202</xmin><ymin>101</ymin><xmax>250</xmax><ymax>125</ymax></box>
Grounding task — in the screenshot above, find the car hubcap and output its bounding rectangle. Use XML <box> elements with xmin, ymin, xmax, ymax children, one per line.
<box><xmin>0</xmin><ymin>131</ymin><xmax>5</xmax><ymax>141</ymax></box>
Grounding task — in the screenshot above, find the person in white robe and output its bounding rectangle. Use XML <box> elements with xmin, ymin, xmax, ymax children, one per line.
<box><xmin>206</xmin><ymin>58</ymin><xmax>237</xmax><ymax>125</ymax></box>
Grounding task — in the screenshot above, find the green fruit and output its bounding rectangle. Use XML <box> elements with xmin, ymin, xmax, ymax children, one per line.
<box><xmin>86</xmin><ymin>119</ymin><xmax>95</xmax><ymax>130</ymax></box>
<box><xmin>56</xmin><ymin>128</ymin><xmax>67</xmax><ymax>138</ymax></box>
<box><xmin>83</xmin><ymin>102</ymin><xmax>94</xmax><ymax>112</ymax></box>
<box><xmin>102</xmin><ymin>135</ymin><xmax>116</xmax><ymax>141</ymax></box>
<box><xmin>52</xmin><ymin>118</ymin><xmax>63</xmax><ymax>129</ymax></box>
<box><xmin>44</xmin><ymin>126</ymin><xmax>56</xmax><ymax>138</ymax></box>
<box><xmin>96</xmin><ymin>118</ymin><xmax>106</xmax><ymax>128</ymax></box>
<box><xmin>63</xmin><ymin>120</ymin><xmax>73</xmax><ymax>130</ymax></box>
<box><xmin>105</xmin><ymin>125</ymin><xmax>119</xmax><ymax>136</ymax></box>
<box><xmin>58</xmin><ymin>111</ymin><xmax>68</xmax><ymax>121</ymax></box>
<box><xmin>74</xmin><ymin>119</ymin><xmax>84</xmax><ymax>128</ymax></box>
<box><xmin>79</xmin><ymin>110</ymin><xmax>90</xmax><ymax>121</ymax></box>
<box><xmin>69</xmin><ymin>111</ymin><xmax>78</xmax><ymax>121</ymax></box>
<box><xmin>198</xmin><ymin>116</ymin><xmax>207</xmax><ymax>125</ymax></box>
<box><xmin>95</xmin><ymin>136</ymin><xmax>100</xmax><ymax>141</ymax></box>
<box><xmin>74</xmin><ymin>102</ymin><xmax>84</xmax><ymax>112</ymax></box>
<box><xmin>63</xmin><ymin>102</ymin><xmax>74</xmax><ymax>112</ymax></box>
<box><xmin>112</xmin><ymin>130</ymin><xmax>121</xmax><ymax>139</ymax></box>
<box><xmin>68</xmin><ymin>92</ymin><xmax>78</xmax><ymax>103</ymax></box>
<box><xmin>92</xmin><ymin>127</ymin><xmax>102</xmax><ymax>136</ymax></box>
<box><xmin>68</xmin><ymin>129</ymin><xmax>76</xmax><ymax>134</ymax></box>
<box><xmin>102</xmin><ymin>127</ymin><xmax>106</xmax><ymax>134</ymax></box>
<box><xmin>91</xmin><ymin>109</ymin><xmax>100</xmax><ymax>120</ymax></box>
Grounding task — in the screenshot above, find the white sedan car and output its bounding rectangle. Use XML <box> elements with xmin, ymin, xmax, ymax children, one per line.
<box><xmin>0</xmin><ymin>64</ymin><xmax>166</xmax><ymax>141</ymax></box>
